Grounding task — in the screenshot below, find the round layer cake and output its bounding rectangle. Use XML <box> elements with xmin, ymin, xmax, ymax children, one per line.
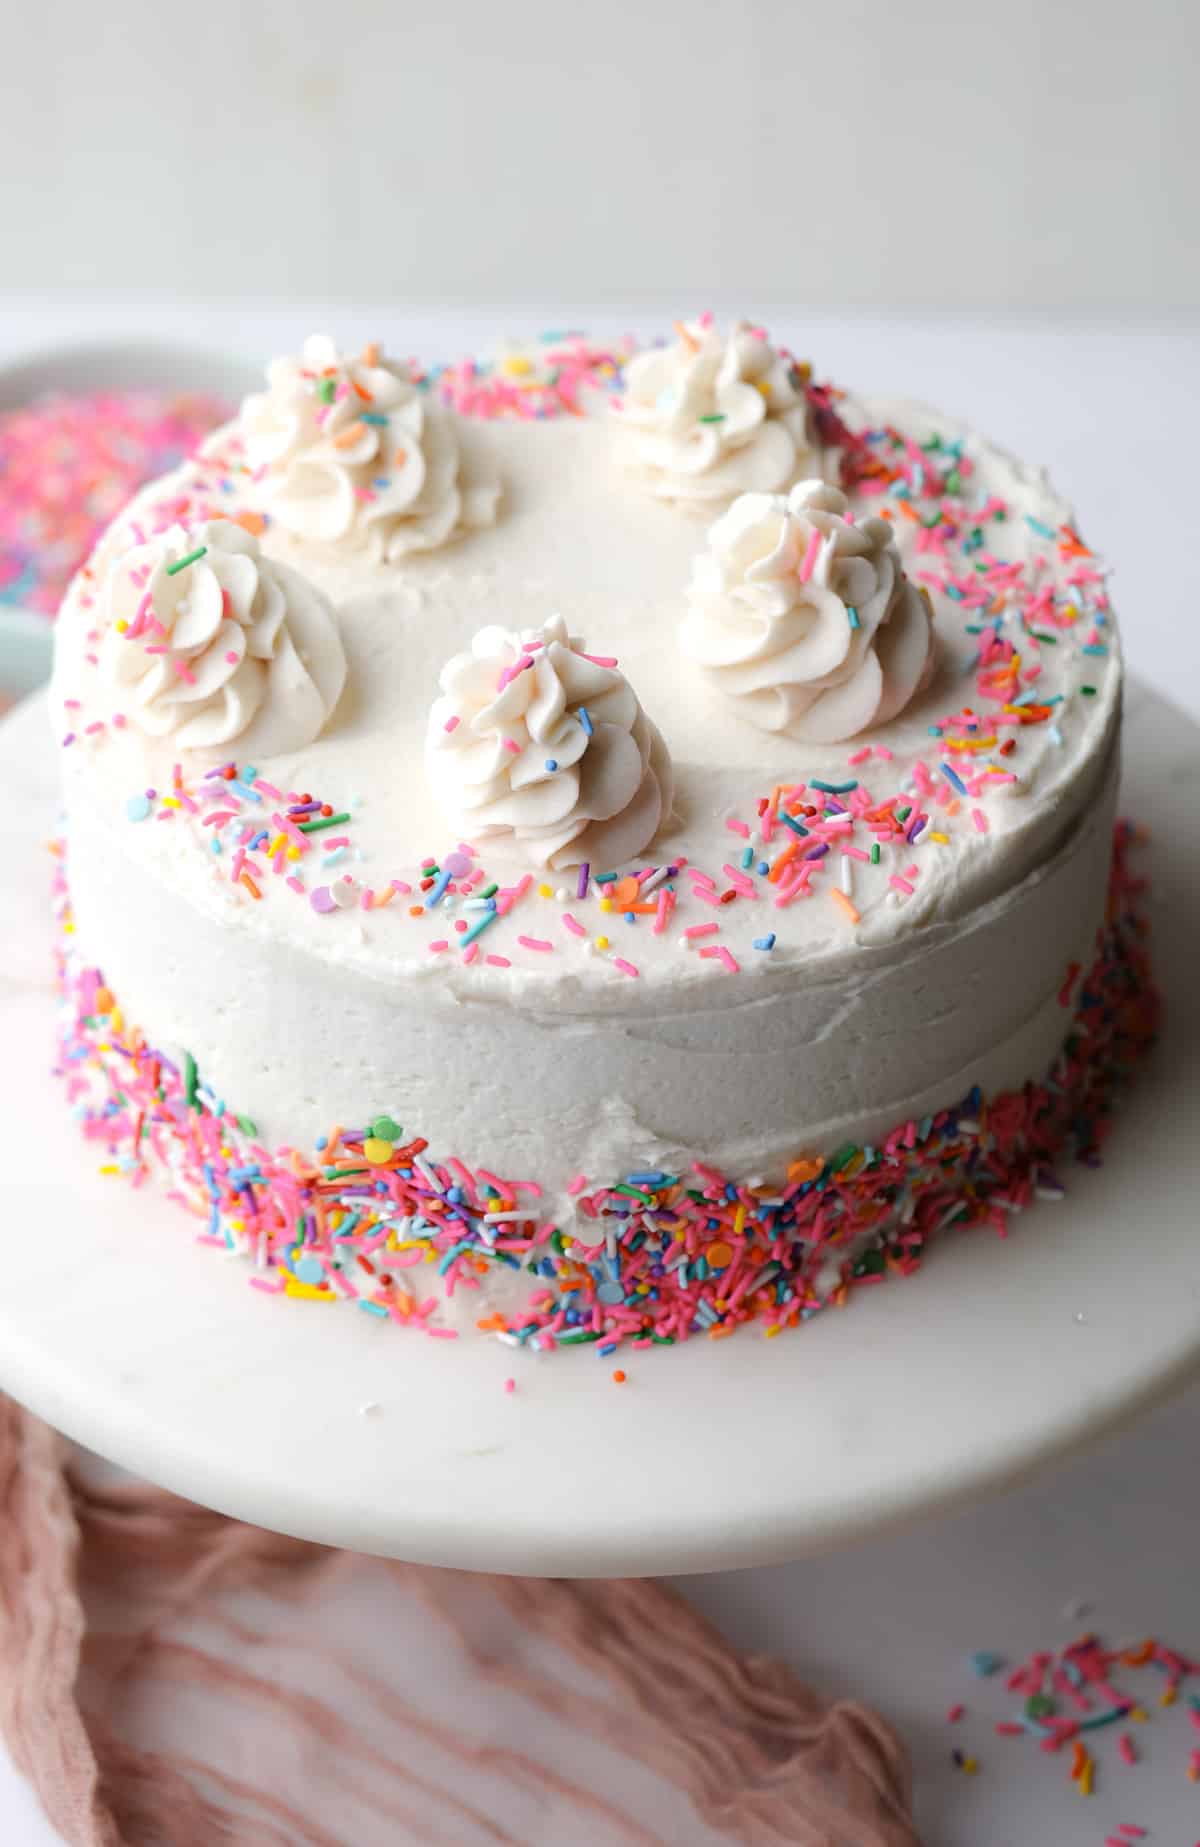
<box><xmin>50</xmin><ymin>322</ymin><xmax>1143</xmax><ymax>1351</ymax></box>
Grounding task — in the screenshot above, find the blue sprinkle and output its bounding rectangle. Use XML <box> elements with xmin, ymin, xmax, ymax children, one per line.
<box><xmin>360</xmin><ymin>412</ymin><xmax>388</xmax><ymax>425</ymax></box>
<box><xmin>544</xmin><ymin>758</ymin><xmax>558</xmax><ymax>772</ymax></box>
<box><xmin>426</xmin><ymin>868</ymin><xmax>453</xmax><ymax>908</ymax></box>
<box><xmin>752</xmin><ymin>934</ymin><xmax>776</xmax><ymax>951</ymax></box>
<box><xmin>809</xmin><ymin>778</ymin><xmax>858</xmax><ymax>794</ymax></box>
<box><xmin>1025</xmin><ymin>514</ymin><xmax>1057</xmax><ymax>540</ymax></box>
<box><xmin>941</xmin><ymin>760</ymin><xmax>968</xmax><ymax>795</ymax></box>
<box><xmin>778</xmin><ymin>811</ymin><xmax>809</xmax><ymax>837</ymax></box>
<box><xmin>294</xmin><ymin>1255</ymin><xmax>325</xmax><ymax>1286</ymax></box>
<box><xmin>847</xmin><ymin>605</ymin><xmax>860</xmax><ymax>629</ymax></box>
<box><xmin>126</xmin><ymin>793</ymin><xmax>152</xmax><ymax>822</ymax></box>
<box><xmin>970</xmin><ymin>1650</ymin><xmax>1006</xmax><ymax>1678</ymax></box>
<box><xmin>740</xmin><ymin>845</ymin><xmax>754</xmax><ymax>870</ymax></box>
<box><xmin>577</xmin><ymin>706</ymin><xmax>593</xmax><ymax>737</ymax></box>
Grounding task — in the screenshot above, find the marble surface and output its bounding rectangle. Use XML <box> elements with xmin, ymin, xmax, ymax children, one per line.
<box><xmin>2</xmin><ymin>308</ymin><xmax>1199</xmax><ymax>1845</ymax></box>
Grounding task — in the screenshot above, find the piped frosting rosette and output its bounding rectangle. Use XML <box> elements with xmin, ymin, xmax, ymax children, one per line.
<box><xmin>239</xmin><ymin>334</ymin><xmax>500</xmax><ymax>558</ymax></box>
<box><xmin>427</xmin><ymin>614</ymin><xmax>673</xmax><ymax>868</ymax></box>
<box><xmin>612</xmin><ymin>317</ymin><xmax>819</xmax><ymax>509</ymax></box>
<box><xmin>99</xmin><ymin>518</ymin><xmax>346</xmax><ymax>753</ymax></box>
<box><xmin>682</xmin><ymin>481</ymin><xmax>935</xmax><ymax>742</ymax></box>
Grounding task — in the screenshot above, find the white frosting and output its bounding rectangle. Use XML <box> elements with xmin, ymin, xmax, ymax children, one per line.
<box><xmin>427</xmin><ymin>613</ymin><xmax>672</xmax><ymax>867</ymax></box>
<box><xmin>52</xmin><ymin>379</ymin><xmax>1121</xmax><ymax>1220</ymax></box>
<box><xmin>612</xmin><ymin>319</ymin><xmax>818</xmax><ymax>508</ymax></box>
<box><xmin>682</xmin><ymin>481</ymin><xmax>935</xmax><ymax>742</ymax></box>
<box><xmin>98</xmin><ymin>519</ymin><xmax>346</xmax><ymax>754</ymax></box>
<box><xmin>239</xmin><ymin>334</ymin><xmax>500</xmax><ymax>557</ymax></box>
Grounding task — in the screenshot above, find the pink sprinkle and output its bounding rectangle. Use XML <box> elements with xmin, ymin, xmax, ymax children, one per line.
<box><xmin>428</xmin><ymin>939</ymin><xmax>449</xmax><ymax>953</ymax></box>
<box><xmin>462</xmin><ymin>942</ymin><xmax>480</xmax><ymax>965</ymax></box>
<box><xmin>562</xmin><ymin>912</ymin><xmax>587</xmax><ymax>937</ymax></box>
<box><xmin>798</xmin><ymin>524</ymin><xmax>822</xmax><ymax>583</ymax></box>
<box><xmin>518</xmin><ymin>935</ymin><xmax>553</xmax><ymax>952</ymax></box>
<box><xmin>889</xmin><ymin>875</ymin><xmax>914</xmax><ymax>896</ymax></box>
<box><xmin>444</xmin><ymin>714</ymin><xmax>460</xmax><ymax>732</ymax></box>
<box><xmin>874</xmin><ymin>745</ymin><xmax>894</xmax><ymax>761</ymax></box>
<box><xmin>725</xmin><ymin>816</ymin><xmax>751</xmax><ymax>838</ymax></box>
<box><xmin>700</xmin><ymin>945</ymin><xmax>740</xmax><ymax>973</ymax></box>
<box><xmin>612</xmin><ymin>957</ymin><xmax>639</xmax><ymax>978</ymax></box>
<box><xmin>946</xmin><ymin>1704</ymin><xmax>965</xmax><ymax>1724</ymax></box>
<box><xmin>971</xmin><ymin>807</ymin><xmax>990</xmax><ymax>833</ymax></box>
<box><xmin>285</xmin><ymin>875</ymin><xmax>306</xmax><ymax>894</ymax></box>
<box><xmin>566</xmin><ymin>1172</ymin><xmax>588</xmax><ymax>1196</ymax></box>
<box><xmin>249</xmin><ymin>1276</ymin><xmax>285</xmax><ymax>1295</ymax></box>
<box><xmin>225</xmin><ymin>650</ymin><xmax>239</xmax><ymax>664</ymax></box>
<box><xmin>684</xmin><ymin>922</ymin><xmax>720</xmax><ymax>940</ymax></box>
<box><xmin>848</xmin><ymin>746</ymin><xmax>872</xmax><ymax>765</ymax></box>
<box><xmin>581</xmin><ymin>652</ymin><xmax>618</xmax><ymax>667</ymax></box>
<box><xmin>502</xmin><ymin>736</ymin><xmax>521</xmax><ymax>754</ymax></box>
<box><xmin>485</xmin><ymin>953</ymin><xmax>511</xmax><ymax>967</ymax></box>
<box><xmin>1117</xmin><ymin>1733</ymin><xmax>1138</xmax><ymax>1766</ymax></box>
<box><xmin>504</xmin><ymin>1377</ymin><xmax>516</xmax><ymax>1394</ymax></box>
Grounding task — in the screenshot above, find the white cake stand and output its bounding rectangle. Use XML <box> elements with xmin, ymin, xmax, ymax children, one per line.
<box><xmin>0</xmin><ymin>684</ymin><xmax>1196</xmax><ymax>1577</ymax></box>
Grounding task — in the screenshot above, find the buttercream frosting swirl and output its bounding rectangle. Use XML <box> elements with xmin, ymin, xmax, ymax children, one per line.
<box><xmin>239</xmin><ymin>334</ymin><xmax>500</xmax><ymax>558</ymax></box>
<box><xmin>427</xmin><ymin>614</ymin><xmax>672</xmax><ymax>868</ymax></box>
<box><xmin>612</xmin><ymin>318</ymin><xmax>819</xmax><ymax>509</ymax></box>
<box><xmin>100</xmin><ymin>518</ymin><xmax>346</xmax><ymax>753</ymax></box>
<box><xmin>682</xmin><ymin>481</ymin><xmax>935</xmax><ymax>742</ymax></box>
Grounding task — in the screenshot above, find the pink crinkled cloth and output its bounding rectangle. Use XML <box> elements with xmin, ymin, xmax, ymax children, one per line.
<box><xmin>0</xmin><ymin>1397</ymin><xmax>917</xmax><ymax>1846</ymax></box>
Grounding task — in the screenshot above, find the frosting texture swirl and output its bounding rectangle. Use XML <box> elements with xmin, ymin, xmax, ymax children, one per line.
<box><xmin>100</xmin><ymin>518</ymin><xmax>346</xmax><ymax>753</ymax></box>
<box><xmin>682</xmin><ymin>481</ymin><xmax>935</xmax><ymax>742</ymax></box>
<box><xmin>427</xmin><ymin>614</ymin><xmax>672</xmax><ymax>868</ymax></box>
<box><xmin>612</xmin><ymin>318</ymin><xmax>818</xmax><ymax>509</ymax></box>
<box><xmin>240</xmin><ymin>334</ymin><xmax>500</xmax><ymax>557</ymax></box>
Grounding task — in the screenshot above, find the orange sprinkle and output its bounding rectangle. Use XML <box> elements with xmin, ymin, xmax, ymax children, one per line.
<box><xmin>361</xmin><ymin>341</ymin><xmax>380</xmax><ymax>367</ymax></box>
<box><xmin>787</xmin><ymin>1157</ymin><xmax>823</xmax><ymax>1183</ymax></box>
<box><xmin>768</xmin><ymin>839</ymin><xmax>800</xmax><ymax>884</ymax></box>
<box><xmin>673</xmin><ymin>319</ymin><xmax>700</xmax><ymax>352</ymax></box>
<box><xmin>231</xmin><ymin>509</ymin><xmax>266</xmax><ymax>537</ymax></box>
<box><xmin>332</xmin><ymin>420</ymin><xmax>366</xmax><ymax>450</ymax></box>
<box><xmin>612</xmin><ymin>1369</ymin><xmax>627</xmax><ymax>1383</ymax></box>
<box><xmin>240</xmin><ymin>872</ymin><xmax>262</xmax><ymax>900</ymax></box>
<box><xmin>831</xmin><ymin>887</ymin><xmax>861</xmax><ymax>926</ymax></box>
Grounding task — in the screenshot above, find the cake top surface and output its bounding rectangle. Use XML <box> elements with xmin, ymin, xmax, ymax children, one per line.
<box><xmin>51</xmin><ymin>323</ymin><xmax>1120</xmax><ymax>1004</ymax></box>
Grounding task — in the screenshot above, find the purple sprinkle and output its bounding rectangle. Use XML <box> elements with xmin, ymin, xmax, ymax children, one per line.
<box><xmin>577</xmin><ymin>861</ymin><xmax>590</xmax><ymax>899</ymax></box>
<box><xmin>310</xmin><ymin>886</ymin><xmax>337</xmax><ymax>915</ymax></box>
<box><xmin>444</xmin><ymin>850</ymin><xmax>471</xmax><ymax>877</ymax></box>
<box><xmin>804</xmin><ymin>842</ymin><xmax>830</xmax><ymax>861</ymax></box>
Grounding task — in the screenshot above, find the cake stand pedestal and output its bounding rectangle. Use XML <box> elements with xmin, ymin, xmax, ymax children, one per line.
<box><xmin>0</xmin><ymin>684</ymin><xmax>1196</xmax><ymax>1578</ymax></box>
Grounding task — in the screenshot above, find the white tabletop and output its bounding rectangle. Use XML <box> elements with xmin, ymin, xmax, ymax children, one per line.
<box><xmin>2</xmin><ymin>304</ymin><xmax>1198</xmax><ymax>1845</ymax></box>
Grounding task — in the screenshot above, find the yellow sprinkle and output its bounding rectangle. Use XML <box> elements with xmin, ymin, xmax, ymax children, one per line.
<box><xmin>1130</xmin><ymin>1706</ymin><xmax>1150</xmax><ymax>1723</ymax></box>
<box><xmin>1078</xmin><ymin>1758</ymin><xmax>1093</xmax><ymax>1796</ymax></box>
<box><xmin>756</xmin><ymin>379</ymin><xmax>772</xmax><ymax>398</ymax></box>
<box><xmin>502</xmin><ymin>354</ymin><xmax>533</xmax><ymax>377</ymax></box>
<box><xmin>595</xmin><ymin>935</ymin><xmax>609</xmax><ymax>950</ymax></box>
<box><xmin>765</xmin><ymin>1322</ymin><xmax>782</xmax><ymax>1337</ymax></box>
<box><xmin>287</xmin><ymin>845</ymin><xmax>301</xmax><ymax>861</ymax></box>
<box><xmin>961</xmin><ymin>1757</ymin><xmax>978</xmax><ymax>1777</ymax></box>
<box><xmin>599</xmin><ymin>897</ymin><xmax>613</xmax><ymax>912</ymax></box>
<box><xmin>161</xmin><ymin>797</ymin><xmax>180</xmax><ymax>809</ymax></box>
<box><xmin>284</xmin><ymin>1280</ymin><xmax>334</xmax><ymax>1301</ymax></box>
<box><xmin>538</xmin><ymin>882</ymin><xmax>553</xmax><ymax>898</ymax></box>
<box><xmin>1160</xmin><ymin>1686</ymin><xmax>1178</xmax><ymax>1707</ymax></box>
<box><xmin>929</xmin><ymin>831</ymin><xmax>950</xmax><ymax>844</ymax></box>
<box><xmin>269</xmin><ymin>833</ymin><xmax>287</xmax><ymax>857</ymax></box>
<box><xmin>732</xmin><ymin>1204</ymin><xmax>746</xmax><ymax>1238</ymax></box>
<box><xmin>114</xmin><ymin>618</ymin><xmax>128</xmax><ymax>633</ymax></box>
<box><xmin>363</xmin><ymin>1136</ymin><xmax>394</xmax><ymax>1165</ymax></box>
<box><xmin>99</xmin><ymin>1163</ymin><xmax>120</xmax><ymax>1175</ymax></box>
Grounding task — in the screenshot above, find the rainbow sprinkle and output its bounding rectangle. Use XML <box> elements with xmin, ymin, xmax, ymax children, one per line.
<box><xmin>52</xmin><ymin>822</ymin><xmax>1157</xmax><ymax>1355</ymax></box>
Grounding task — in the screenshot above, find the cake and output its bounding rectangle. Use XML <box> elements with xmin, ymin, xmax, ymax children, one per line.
<box><xmin>50</xmin><ymin>319</ymin><xmax>1155</xmax><ymax>1357</ymax></box>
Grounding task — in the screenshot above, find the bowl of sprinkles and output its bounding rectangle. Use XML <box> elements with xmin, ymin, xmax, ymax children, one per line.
<box><xmin>0</xmin><ymin>338</ymin><xmax>259</xmax><ymax>700</ymax></box>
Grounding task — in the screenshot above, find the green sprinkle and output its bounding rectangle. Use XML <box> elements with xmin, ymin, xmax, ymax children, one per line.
<box><xmin>371</xmin><ymin>1115</ymin><xmax>402</xmax><ymax>1141</ymax></box>
<box><xmin>166</xmin><ymin>546</ymin><xmax>207</xmax><ymax>577</ymax></box>
<box><xmin>183</xmin><ymin>1051</ymin><xmax>199</xmax><ymax>1109</ymax></box>
<box><xmin>698</xmin><ymin>413</ymin><xmax>726</xmax><ymax>423</ymax></box>
<box><xmin>236</xmin><ymin>1113</ymin><xmax>258</xmax><ymax>1137</ymax></box>
<box><xmin>870</xmin><ymin>843</ymin><xmax>881</xmax><ymax>865</ymax></box>
<box><xmin>316</xmin><ymin>377</ymin><xmax>336</xmax><ymax>403</ymax></box>
<box><xmin>1030</xmin><ymin>630</ymin><xmax>1058</xmax><ymax>645</ymax></box>
<box><xmin>1080</xmin><ymin>685</ymin><xmax>1097</xmax><ymax>696</ymax></box>
<box><xmin>298</xmin><ymin>811</ymin><xmax>351</xmax><ymax>834</ymax></box>
<box><xmin>478</xmin><ymin>881</ymin><xmax>499</xmax><ymax>900</ymax></box>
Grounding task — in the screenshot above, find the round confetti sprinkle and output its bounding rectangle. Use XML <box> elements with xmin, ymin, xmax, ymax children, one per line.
<box><xmin>362</xmin><ymin>1137</ymin><xmax>393</xmax><ymax>1166</ymax></box>
<box><xmin>125</xmin><ymin>793</ymin><xmax>152</xmax><ymax>823</ymax></box>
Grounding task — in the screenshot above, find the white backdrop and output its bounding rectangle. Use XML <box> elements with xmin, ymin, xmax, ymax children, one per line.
<box><xmin>5</xmin><ymin>0</ymin><xmax>1198</xmax><ymax>312</ymax></box>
